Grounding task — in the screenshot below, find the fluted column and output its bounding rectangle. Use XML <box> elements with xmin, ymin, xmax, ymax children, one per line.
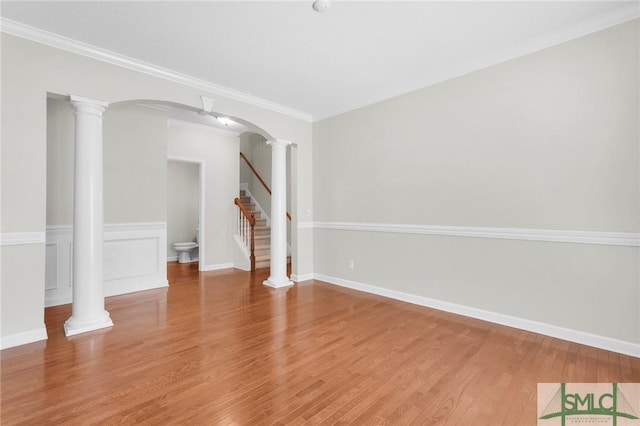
<box><xmin>64</xmin><ymin>95</ymin><xmax>113</xmax><ymax>337</ymax></box>
<box><xmin>263</xmin><ymin>139</ymin><xmax>294</xmax><ymax>288</ymax></box>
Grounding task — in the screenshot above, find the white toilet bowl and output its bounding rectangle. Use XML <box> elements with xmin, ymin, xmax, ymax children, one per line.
<box><xmin>174</xmin><ymin>242</ymin><xmax>198</xmax><ymax>263</ymax></box>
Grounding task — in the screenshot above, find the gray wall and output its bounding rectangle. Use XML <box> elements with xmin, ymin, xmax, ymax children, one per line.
<box><xmin>46</xmin><ymin>98</ymin><xmax>75</xmax><ymax>226</ymax></box>
<box><xmin>167</xmin><ymin>160</ymin><xmax>199</xmax><ymax>258</ymax></box>
<box><xmin>313</xmin><ymin>20</ymin><xmax>639</xmax><ymax>344</ymax></box>
<box><xmin>240</xmin><ymin>132</ymin><xmax>272</xmax><ymax>217</ymax></box>
<box><xmin>104</xmin><ymin>105</ymin><xmax>168</xmax><ymax>224</ymax></box>
<box><xmin>46</xmin><ymin>100</ymin><xmax>168</xmax><ymax>226</ymax></box>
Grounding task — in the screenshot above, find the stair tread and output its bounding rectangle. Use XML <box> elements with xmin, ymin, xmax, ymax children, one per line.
<box><xmin>238</xmin><ymin>192</ymin><xmax>291</xmax><ymax>268</ymax></box>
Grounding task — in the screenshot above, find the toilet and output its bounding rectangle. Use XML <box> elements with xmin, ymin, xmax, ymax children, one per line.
<box><xmin>173</xmin><ymin>229</ymin><xmax>199</xmax><ymax>263</ymax></box>
<box><xmin>173</xmin><ymin>242</ymin><xmax>198</xmax><ymax>263</ymax></box>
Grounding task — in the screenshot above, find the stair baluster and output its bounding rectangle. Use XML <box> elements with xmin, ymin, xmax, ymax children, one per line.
<box><xmin>235</xmin><ymin>197</ymin><xmax>256</xmax><ymax>271</ymax></box>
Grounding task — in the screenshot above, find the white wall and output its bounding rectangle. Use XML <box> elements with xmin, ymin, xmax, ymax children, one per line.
<box><xmin>1</xmin><ymin>31</ymin><xmax>312</xmax><ymax>348</ymax></box>
<box><xmin>168</xmin><ymin>123</ymin><xmax>239</xmax><ymax>270</ymax></box>
<box><xmin>312</xmin><ymin>20</ymin><xmax>639</xmax><ymax>352</ymax></box>
<box><xmin>167</xmin><ymin>160</ymin><xmax>199</xmax><ymax>259</ymax></box>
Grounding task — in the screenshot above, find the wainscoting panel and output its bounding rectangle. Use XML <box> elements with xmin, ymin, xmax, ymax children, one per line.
<box><xmin>44</xmin><ymin>229</ymin><xmax>73</xmax><ymax>306</ymax></box>
<box><xmin>45</xmin><ymin>223</ymin><xmax>168</xmax><ymax>307</ymax></box>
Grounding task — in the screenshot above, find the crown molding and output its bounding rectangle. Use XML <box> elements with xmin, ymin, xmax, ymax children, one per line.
<box><xmin>314</xmin><ymin>3</ymin><xmax>640</xmax><ymax>121</ymax></box>
<box><xmin>0</xmin><ymin>18</ymin><xmax>313</xmax><ymax>123</ymax></box>
<box><xmin>2</xmin><ymin>4</ymin><xmax>637</xmax><ymax>123</ymax></box>
<box><xmin>311</xmin><ymin>222</ymin><xmax>640</xmax><ymax>247</ymax></box>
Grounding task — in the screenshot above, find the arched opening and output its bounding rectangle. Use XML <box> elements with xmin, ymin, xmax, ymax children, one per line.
<box><xmin>44</xmin><ymin>95</ymin><xmax>296</xmax><ymax>326</ymax></box>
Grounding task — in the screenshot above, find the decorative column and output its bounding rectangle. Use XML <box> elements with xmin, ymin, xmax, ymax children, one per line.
<box><xmin>64</xmin><ymin>95</ymin><xmax>113</xmax><ymax>337</ymax></box>
<box><xmin>263</xmin><ymin>139</ymin><xmax>294</xmax><ymax>288</ymax></box>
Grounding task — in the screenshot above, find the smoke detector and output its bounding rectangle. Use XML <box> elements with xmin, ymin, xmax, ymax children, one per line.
<box><xmin>312</xmin><ymin>0</ymin><xmax>330</xmax><ymax>12</ymax></box>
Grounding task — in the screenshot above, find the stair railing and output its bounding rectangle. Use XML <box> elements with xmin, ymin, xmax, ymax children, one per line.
<box><xmin>234</xmin><ymin>197</ymin><xmax>256</xmax><ymax>271</ymax></box>
<box><xmin>240</xmin><ymin>152</ymin><xmax>291</xmax><ymax>221</ymax></box>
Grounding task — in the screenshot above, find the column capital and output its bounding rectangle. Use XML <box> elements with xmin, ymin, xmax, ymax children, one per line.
<box><xmin>266</xmin><ymin>139</ymin><xmax>293</xmax><ymax>150</ymax></box>
<box><xmin>70</xmin><ymin>95</ymin><xmax>108</xmax><ymax>116</ymax></box>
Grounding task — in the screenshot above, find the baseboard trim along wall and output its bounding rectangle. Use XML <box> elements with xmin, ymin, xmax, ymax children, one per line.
<box><xmin>45</xmin><ymin>223</ymin><xmax>168</xmax><ymax>307</ymax></box>
<box><xmin>202</xmin><ymin>262</ymin><xmax>234</xmax><ymax>272</ymax></box>
<box><xmin>304</xmin><ymin>273</ymin><xmax>639</xmax><ymax>358</ymax></box>
<box><xmin>299</xmin><ymin>222</ymin><xmax>640</xmax><ymax>247</ymax></box>
<box><xmin>0</xmin><ymin>326</ymin><xmax>48</xmax><ymax>350</ymax></box>
<box><xmin>291</xmin><ymin>273</ymin><xmax>315</xmax><ymax>282</ymax></box>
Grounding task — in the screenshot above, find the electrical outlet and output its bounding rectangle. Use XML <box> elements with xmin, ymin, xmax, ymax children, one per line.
<box><xmin>348</xmin><ymin>260</ymin><xmax>355</xmax><ymax>270</ymax></box>
<box><xmin>306</xmin><ymin>209</ymin><xmax>312</xmax><ymax>218</ymax></box>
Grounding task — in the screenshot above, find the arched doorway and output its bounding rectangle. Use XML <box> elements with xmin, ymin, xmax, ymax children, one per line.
<box><xmin>45</xmin><ymin>95</ymin><xmax>296</xmax><ymax>336</ymax></box>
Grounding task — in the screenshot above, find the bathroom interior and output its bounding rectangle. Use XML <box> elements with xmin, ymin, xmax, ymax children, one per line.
<box><xmin>167</xmin><ymin>160</ymin><xmax>200</xmax><ymax>265</ymax></box>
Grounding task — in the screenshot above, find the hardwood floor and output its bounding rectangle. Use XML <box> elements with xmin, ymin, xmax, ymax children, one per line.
<box><xmin>2</xmin><ymin>263</ymin><xmax>639</xmax><ymax>425</ymax></box>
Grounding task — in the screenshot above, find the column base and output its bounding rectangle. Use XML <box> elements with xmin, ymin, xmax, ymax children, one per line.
<box><xmin>64</xmin><ymin>310</ymin><xmax>113</xmax><ymax>337</ymax></box>
<box><xmin>263</xmin><ymin>277</ymin><xmax>295</xmax><ymax>289</ymax></box>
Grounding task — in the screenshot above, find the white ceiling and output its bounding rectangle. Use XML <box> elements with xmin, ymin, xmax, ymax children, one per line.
<box><xmin>1</xmin><ymin>1</ymin><xmax>638</xmax><ymax>121</ymax></box>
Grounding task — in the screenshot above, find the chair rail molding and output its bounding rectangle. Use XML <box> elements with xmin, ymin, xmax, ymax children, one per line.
<box><xmin>309</xmin><ymin>222</ymin><xmax>640</xmax><ymax>247</ymax></box>
<box><xmin>0</xmin><ymin>232</ymin><xmax>46</xmax><ymax>246</ymax></box>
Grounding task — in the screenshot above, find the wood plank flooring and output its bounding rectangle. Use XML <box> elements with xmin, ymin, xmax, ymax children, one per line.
<box><xmin>2</xmin><ymin>263</ymin><xmax>639</xmax><ymax>425</ymax></box>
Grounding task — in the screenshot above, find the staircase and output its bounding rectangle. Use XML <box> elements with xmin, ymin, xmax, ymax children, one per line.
<box><xmin>238</xmin><ymin>190</ymin><xmax>272</xmax><ymax>269</ymax></box>
<box><xmin>236</xmin><ymin>152</ymin><xmax>292</xmax><ymax>272</ymax></box>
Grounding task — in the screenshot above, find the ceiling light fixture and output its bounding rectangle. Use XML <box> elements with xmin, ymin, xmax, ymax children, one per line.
<box><xmin>312</xmin><ymin>0</ymin><xmax>330</xmax><ymax>12</ymax></box>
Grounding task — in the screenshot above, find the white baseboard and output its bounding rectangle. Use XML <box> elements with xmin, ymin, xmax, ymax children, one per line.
<box><xmin>291</xmin><ymin>273</ymin><xmax>314</xmax><ymax>282</ymax></box>
<box><xmin>313</xmin><ymin>273</ymin><xmax>640</xmax><ymax>358</ymax></box>
<box><xmin>45</xmin><ymin>279</ymin><xmax>169</xmax><ymax>307</ymax></box>
<box><xmin>1</xmin><ymin>326</ymin><xmax>48</xmax><ymax>350</ymax></box>
<box><xmin>202</xmin><ymin>262</ymin><xmax>234</xmax><ymax>272</ymax></box>
<box><xmin>45</xmin><ymin>295</ymin><xmax>73</xmax><ymax>308</ymax></box>
<box><xmin>105</xmin><ymin>278</ymin><xmax>168</xmax><ymax>298</ymax></box>
<box><xmin>167</xmin><ymin>257</ymin><xmax>198</xmax><ymax>264</ymax></box>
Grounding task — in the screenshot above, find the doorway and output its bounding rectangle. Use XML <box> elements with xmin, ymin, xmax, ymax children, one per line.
<box><xmin>167</xmin><ymin>157</ymin><xmax>205</xmax><ymax>271</ymax></box>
